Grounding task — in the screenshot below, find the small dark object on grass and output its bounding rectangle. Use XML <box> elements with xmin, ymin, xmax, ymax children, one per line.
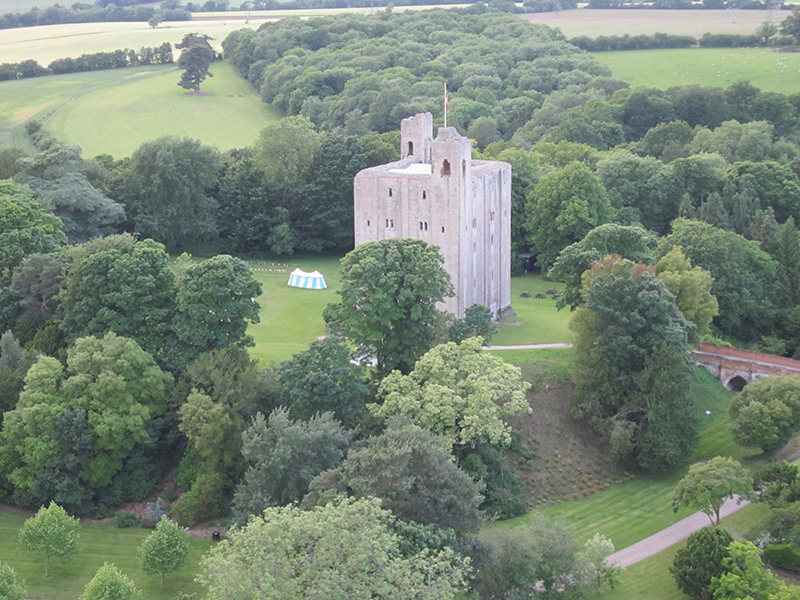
<box><xmin>546</xmin><ymin>288</ymin><xmax>557</xmax><ymax>295</ymax></box>
<box><xmin>535</xmin><ymin>292</ymin><xmax>545</xmax><ymax>298</ymax></box>
<box><xmin>212</xmin><ymin>531</ymin><xmax>221</xmax><ymax>541</ymax></box>
<box><xmin>520</xmin><ymin>291</ymin><xmax>531</xmax><ymax>298</ymax></box>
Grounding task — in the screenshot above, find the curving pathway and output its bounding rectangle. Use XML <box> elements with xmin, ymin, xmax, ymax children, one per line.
<box><xmin>607</xmin><ymin>496</ymin><xmax>750</xmax><ymax>568</ymax></box>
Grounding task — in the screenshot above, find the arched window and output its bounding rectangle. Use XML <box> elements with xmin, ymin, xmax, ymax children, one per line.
<box><xmin>442</xmin><ymin>160</ymin><xmax>451</xmax><ymax>176</ymax></box>
<box><xmin>408</xmin><ymin>141</ymin><xmax>414</xmax><ymax>156</ymax></box>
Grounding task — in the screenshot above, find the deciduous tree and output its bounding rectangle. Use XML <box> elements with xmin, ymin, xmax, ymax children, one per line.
<box><xmin>670</xmin><ymin>526</ymin><xmax>734</xmax><ymax>600</ymax></box>
<box><xmin>231</xmin><ymin>408</ymin><xmax>351</xmax><ymax>524</ymax></box>
<box><xmin>138</xmin><ymin>517</ymin><xmax>191</xmax><ymax>586</ymax></box>
<box><xmin>729</xmin><ymin>376</ymin><xmax>800</xmax><ymax>451</ymax></box>
<box><xmin>672</xmin><ymin>457</ymin><xmax>753</xmax><ymax>526</ymax></box>
<box><xmin>305</xmin><ymin>420</ymin><xmax>483</xmax><ymax>535</ymax></box>
<box><xmin>372</xmin><ymin>337</ymin><xmax>531</xmax><ymax>448</ymax></box>
<box><xmin>0</xmin><ymin>560</ymin><xmax>25</xmax><ymax>600</ymax></box>
<box><xmin>198</xmin><ymin>497</ymin><xmax>470</xmax><ymax>600</ymax></box>
<box><xmin>526</xmin><ymin>161</ymin><xmax>612</xmax><ymax>272</ymax></box>
<box><xmin>18</xmin><ymin>501</ymin><xmax>80</xmax><ymax>577</ymax></box>
<box><xmin>81</xmin><ymin>563</ymin><xmax>141</xmax><ymax>600</ymax></box>
<box><xmin>324</xmin><ymin>238</ymin><xmax>454</xmax><ymax>375</ymax></box>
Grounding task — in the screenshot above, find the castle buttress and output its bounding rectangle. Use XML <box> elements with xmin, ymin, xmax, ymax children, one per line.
<box><xmin>353</xmin><ymin>112</ymin><xmax>514</xmax><ymax>320</ymax></box>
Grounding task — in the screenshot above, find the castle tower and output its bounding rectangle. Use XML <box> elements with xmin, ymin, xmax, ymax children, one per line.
<box><xmin>354</xmin><ymin>113</ymin><xmax>513</xmax><ymax>320</ymax></box>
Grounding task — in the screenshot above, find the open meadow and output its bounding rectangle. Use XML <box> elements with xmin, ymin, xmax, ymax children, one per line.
<box><xmin>593</xmin><ymin>46</ymin><xmax>800</xmax><ymax>94</ymax></box>
<box><xmin>46</xmin><ymin>60</ymin><xmax>281</xmax><ymax>158</ymax></box>
<box><xmin>0</xmin><ymin>60</ymin><xmax>279</xmax><ymax>155</ymax></box>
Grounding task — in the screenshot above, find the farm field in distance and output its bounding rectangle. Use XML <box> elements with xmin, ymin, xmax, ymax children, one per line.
<box><xmin>46</xmin><ymin>60</ymin><xmax>280</xmax><ymax>158</ymax></box>
<box><xmin>520</xmin><ymin>7</ymin><xmax>785</xmax><ymax>37</ymax></box>
<box><xmin>593</xmin><ymin>47</ymin><xmax>800</xmax><ymax>94</ymax></box>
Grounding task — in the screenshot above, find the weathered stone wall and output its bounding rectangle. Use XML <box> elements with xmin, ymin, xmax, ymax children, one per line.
<box><xmin>354</xmin><ymin>113</ymin><xmax>512</xmax><ymax>319</ymax></box>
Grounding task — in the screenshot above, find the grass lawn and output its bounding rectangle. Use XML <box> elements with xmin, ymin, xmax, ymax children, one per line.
<box><xmin>493</xmin><ymin>274</ymin><xmax>572</xmax><ymax>345</ymax></box>
<box><xmin>246</xmin><ymin>255</ymin><xmax>342</xmax><ymax>365</ymax></box>
<box><xmin>0</xmin><ymin>507</ymin><xmax>212</xmax><ymax>600</ymax></box>
<box><xmin>496</xmin><ymin>366</ymin><xmax>750</xmax><ymax>550</ymax></box>
<box><xmin>0</xmin><ymin>65</ymin><xmax>170</xmax><ymax>151</ymax></box>
<box><xmin>46</xmin><ymin>60</ymin><xmax>281</xmax><ymax>159</ymax></box>
<box><xmin>593</xmin><ymin>47</ymin><xmax>800</xmax><ymax>94</ymax></box>
<box><xmin>247</xmin><ymin>265</ymin><xmax>574</xmax><ymax>365</ymax></box>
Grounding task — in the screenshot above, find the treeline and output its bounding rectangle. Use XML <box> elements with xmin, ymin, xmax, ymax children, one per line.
<box><xmin>569</xmin><ymin>31</ymin><xmax>797</xmax><ymax>51</ymax></box>
<box><xmin>588</xmin><ymin>0</ymin><xmax>769</xmax><ymax>8</ymax></box>
<box><xmin>0</xmin><ymin>4</ymin><xmax>189</xmax><ymax>29</ymax></box>
<box><xmin>0</xmin><ymin>45</ymin><xmax>174</xmax><ymax>81</ymax></box>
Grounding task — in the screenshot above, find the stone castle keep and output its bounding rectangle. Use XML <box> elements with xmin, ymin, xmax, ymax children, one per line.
<box><xmin>354</xmin><ymin>113</ymin><xmax>513</xmax><ymax>320</ymax></box>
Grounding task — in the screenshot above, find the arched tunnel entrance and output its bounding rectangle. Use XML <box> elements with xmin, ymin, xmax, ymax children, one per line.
<box><xmin>725</xmin><ymin>376</ymin><xmax>748</xmax><ymax>392</ymax></box>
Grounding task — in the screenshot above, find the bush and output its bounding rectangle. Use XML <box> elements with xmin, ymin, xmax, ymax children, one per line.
<box><xmin>114</xmin><ymin>512</ymin><xmax>141</xmax><ymax>528</ymax></box>
<box><xmin>763</xmin><ymin>543</ymin><xmax>800</xmax><ymax>571</ymax></box>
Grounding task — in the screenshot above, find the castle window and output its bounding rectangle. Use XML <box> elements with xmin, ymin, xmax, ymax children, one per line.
<box><xmin>442</xmin><ymin>160</ymin><xmax>451</xmax><ymax>176</ymax></box>
<box><xmin>390</xmin><ymin>219</ymin><xmax>394</xmax><ymax>227</ymax></box>
<box><xmin>424</xmin><ymin>222</ymin><xmax>428</xmax><ymax>230</ymax></box>
<box><xmin>442</xmin><ymin>226</ymin><xmax>445</xmax><ymax>233</ymax></box>
<box><xmin>490</xmin><ymin>211</ymin><xmax>495</xmax><ymax>221</ymax></box>
<box><xmin>367</xmin><ymin>220</ymin><xmax>370</xmax><ymax>227</ymax></box>
<box><xmin>491</xmin><ymin>235</ymin><xmax>494</xmax><ymax>245</ymax></box>
<box><xmin>388</xmin><ymin>188</ymin><xmax>393</xmax><ymax>197</ymax></box>
<box><xmin>422</xmin><ymin>191</ymin><xmax>426</xmax><ymax>200</ymax></box>
<box><xmin>408</xmin><ymin>141</ymin><xmax>414</xmax><ymax>156</ymax></box>
<box><xmin>386</xmin><ymin>219</ymin><xmax>389</xmax><ymax>227</ymax></box>
<box><xmin>420</xmin><ymin>221</ymin><xmax>424</xmax><ymax>230</ymax></box>
<box><xmin>462</xmin><ymin>159</ymin><xmax>466</xmax><ymax>178</ymax></box>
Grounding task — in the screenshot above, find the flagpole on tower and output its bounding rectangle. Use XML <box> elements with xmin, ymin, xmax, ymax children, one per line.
<box><xmin>444</xmin><ymin>82</ymin><xmax>448</xmax><ymax>129</ymax></box>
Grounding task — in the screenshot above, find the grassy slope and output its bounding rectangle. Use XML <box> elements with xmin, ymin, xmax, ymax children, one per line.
<box><xmin>593</xmin><ymin>47</ymin><xmax>800</xmax><ymax>94</ymax></box>
<box><xmin>46</xmin><ymin>60</ymin><xmax>281</xmax><ymax>158</ymax></box>
<box><xmin>0</xmin><ymin>66</ymin><xmax>172</xmax><ymax>150</ymax></box>
<box><xmin>0</xmin><ymin>507</ymin><xmax>212</xmax><ymax>600</ymax></box>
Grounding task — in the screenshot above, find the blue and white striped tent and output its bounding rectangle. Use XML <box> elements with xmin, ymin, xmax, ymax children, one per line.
<box><xmin>287</xmin><ymin>269</ymin><xmax>327</xmax><ymax>290</ymax></box>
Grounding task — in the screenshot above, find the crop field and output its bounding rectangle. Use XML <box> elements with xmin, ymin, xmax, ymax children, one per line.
<box><xmin>47</xmin><ymin>60</ymin><xmax>280</xmax><ymax>158</ymax></box>
<box><xmin>0</xmin><ymin>507</ymin><xmax>212</xmax><ymax>600</ymax></box>
<box><xmin>521</xmin><ymin>8</ymin><xmax>782</xmax><ymax>37</ymax></box>
<box><xmin>593</xmin><ymin>46</ymin><xmax>800</xmax><ymax>94</ymax></box>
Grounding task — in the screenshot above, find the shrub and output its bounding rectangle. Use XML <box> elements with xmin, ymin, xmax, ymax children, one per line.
<box><xmin>763</xmin><ymin>544</ymin><xmax>800</xmax><ymax>571</ymax></box>
<box><xmin>114</xmin><ymin>512</ymin><xmax>141</xmax><ymax>528</ymax></box>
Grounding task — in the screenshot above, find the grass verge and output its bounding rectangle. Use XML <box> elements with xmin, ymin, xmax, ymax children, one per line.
<box><xmin>0</xmin><ymin>506</ymin><xmax>212</xmax><ymax>600</ymax></box>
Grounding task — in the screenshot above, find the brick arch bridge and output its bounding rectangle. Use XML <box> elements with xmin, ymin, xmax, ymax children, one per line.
<box><xmin>692</xmin><ymin>343</ymin><xmax>800</xmax><ymax>391</ymax></box>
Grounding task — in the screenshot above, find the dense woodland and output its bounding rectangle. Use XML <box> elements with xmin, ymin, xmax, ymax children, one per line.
<box><xmin>0</xmin><ymin>8</ymin><xmax>799</xmax><ymax>598</ymax></box>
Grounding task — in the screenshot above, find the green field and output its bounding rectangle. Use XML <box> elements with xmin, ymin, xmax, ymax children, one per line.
<box><xmin>246</xmin><ymin>260</ymin><xmax>575</xmax><ymax>365</ymax></box>
<box><xmin>593</xmin><ymin>47</ymin><xmax>800</xmax><ymax>94</ymax></box>
<box><xmin>45</xmin><ymin>60</ymin><xmax>280</xmax><ymax>158</ymax></box>
<box><xmin>0</xmin><ymin>508</ymin><xmax>212</xmax><ymax>600</ymax></box>
<box><xmin>521</xmin><ymin>8</ymin><xmax>778</xmax><ymax>37</ymax></box>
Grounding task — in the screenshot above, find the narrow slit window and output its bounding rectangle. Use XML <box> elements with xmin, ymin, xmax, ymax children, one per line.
<box><xmin>408</xmin><ymin>141</ymin><xmax>414</xmax><ymax>155</ymax></box>
<box><xmin>367</xmin><ymin>220</ymin><xmax>370</xmax><ymax>227</ymax></box>
<box><xmin>388</xmin><ymin>188</ymin><xmax>393</xmax><ymax>197</ymax></box>
<box><xmin>385</xmin><ymin>219</ymin><xmax>389</xmax><ymax>227</ymax></box>
<box><xmin>420</xmin><ymin>222</ymin><xmax>424</xmax><ymax>230</ymax></box>
<box><xmin>442</xmin><ymin>226</ymin><xmax>445</xmax><ymax>233</ymax></box>
<box><xmin>424</xmin><ymin>222</ymin><xmax>428</xmax><ymax>231</ymax></box>
<box><xmin>422</xmin><ymin>191</ymin><xmax>427</xmax><ymax>200</ymax></box>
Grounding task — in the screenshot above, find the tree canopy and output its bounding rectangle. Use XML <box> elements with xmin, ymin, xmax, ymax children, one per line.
<box><xmin>176</xmin><ymin>33</ymin><xmax>215</xmax><ymax>93</ymax></box>
<box><xmin>18</xmin><ymin>501</ymin><xmax>80</xmax><ymax>577</ymax></box>
<box><xmin>137</xmin><ymin>516</ymin><xmax>191</xmax><ymax>585</ymax></box>
<box><xmin>372</xmin><ymin>337</ymin><xmax>531</xmax><ymax>448</ymax></box>
<box><xmin>198</xmin><ymin>497</ymin><xmax>471</xmax><ymax>600</ymax></box>
<box><xmin>324</xmin><ymin>238</ymin><xmax>454</xmax><ymax>375</ymax></box>
<box><xmin>672</xmin><ymin>457</ymin><xmax>753</xmax><ymax>526</ymax></box>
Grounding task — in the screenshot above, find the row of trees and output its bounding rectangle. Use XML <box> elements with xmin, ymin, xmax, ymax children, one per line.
<box><xmin>0</xmin><ymin>3</ymin><xmax>189</xmax><ymax>29</ymax></box>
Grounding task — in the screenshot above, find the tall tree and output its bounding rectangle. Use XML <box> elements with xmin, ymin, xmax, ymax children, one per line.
<box><xmin>198</xmin><ymin>498</ymin><xmax>470</xmax><ymax>600</ymax></box>
<box><xmin>658</xmin><ymin>219</ymin><xmax>780</xmax><ymax>341</ymax></box>
<box><xmin>672</xmin><ymin>457</ymin><xmax>753</xmax><ymax>526</ymax></box>
<box><xmin>138</xmin><ymin>517</ymin><xmax>191</xmax><ymax>586</ymax></box>
<box><xmin>306</xmin><ymin>420</ymin><xmax>484</xmax><ymax>535</ymax></box>
<box><xmin>122</xmin><ymin>137</ymin><xmax>221</xmax><ymax>248</ymax></box>
<box><xmin>18</xmin><ymin>501</ymin><xmax>80</xmax><ymax>577</ymax></box>
<box><xmin>175</xmin><ymin>33</ymin><xmax>215</xmax><ymax>93</ymax></box>
<box><xmin>372</xmin><ymin>337</ymin><xmax>531</xmax><ymax>449</ymax></box>
<box><xmin>526</xmin><ymin>161</ymin><xmax>612</xmax><ymax>272</ymax></box>
<box><xmin>323</xmin><ymin>238</ymin><xmax>454</xmax><ymax>375</ymax></box>
<box><xmin>571</xmin><ymin>257</ymin><xmax>697</xmax><ymax>470</ymax></box>
<box><xmin>171</xmin><ymin>254</ymin><xmax>262</xmax><ymax>366</ymax></box>
<box><xmin>232</xmin><ymin>408</ymin><xmax>351</xmax><ymax>524</ymax></box>
<box><xmin>278</xmin><ymin>336</ymin><xmax>369</xmax><ymax>424</ymax></box>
